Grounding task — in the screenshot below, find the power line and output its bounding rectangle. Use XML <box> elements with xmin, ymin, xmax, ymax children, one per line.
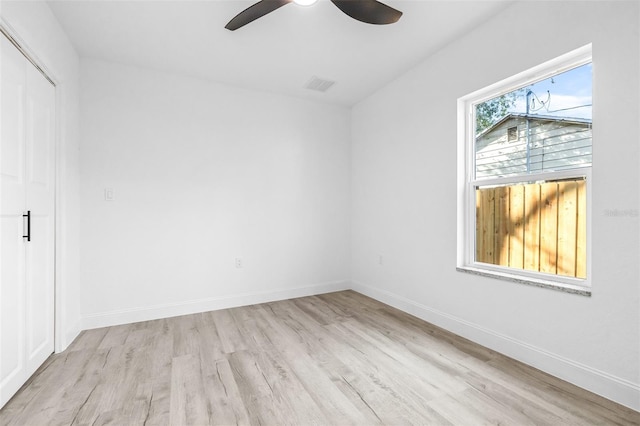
<box><xmin>546</xmin><ymin>104</ymin><xmax>592</xmax><ymax>114</ymax></box>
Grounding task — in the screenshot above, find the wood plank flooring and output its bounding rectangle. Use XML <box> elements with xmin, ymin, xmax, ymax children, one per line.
<box><xmin>1</xmin><ymin>290</ymin><xmax>638</xmax><ymax>425</ymax></box>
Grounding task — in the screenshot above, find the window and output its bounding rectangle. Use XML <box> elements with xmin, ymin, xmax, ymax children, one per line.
<box><xmin>457</xmin><ymin>45</ymin><xmax>592</xmax><ymax>294</ymax></box>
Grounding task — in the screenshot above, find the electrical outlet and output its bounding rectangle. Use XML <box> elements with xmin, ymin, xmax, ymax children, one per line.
<box><xmin>235</xmin><ymin>258</ymin><xmax>242</xmax><ymax>268</ymax></box>
<box><xmin>378</xmin><ymin>255</ymin><xmax>383</xmax><ymax>266</ymax></box>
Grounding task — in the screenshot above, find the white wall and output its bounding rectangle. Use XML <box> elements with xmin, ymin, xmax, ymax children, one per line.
<box><xmin>351</xmin><ymin>1</ymin><xmax>639</xmax><ymax>410</ymax></box>
<box><xmin>0</xmin><ymin>1</ymin><xmax>82</xmax><ymax>351</ymax></box>
<box><xmin>80</xmin><ymin>59</ymin><xmax>351</xmax><ymax>327</ymax></box>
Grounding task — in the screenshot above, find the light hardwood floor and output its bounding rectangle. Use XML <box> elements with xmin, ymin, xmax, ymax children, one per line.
<box><xmin>1</xmin><ymin>290</ymin><xmax>638</xmax><ymax>425</ymax></box>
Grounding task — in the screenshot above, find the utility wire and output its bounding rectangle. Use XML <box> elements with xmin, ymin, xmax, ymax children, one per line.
<box><xmin>546</xmin><ymin>104</ymin><xmax>592</xmax><ymax>114</ymax></box>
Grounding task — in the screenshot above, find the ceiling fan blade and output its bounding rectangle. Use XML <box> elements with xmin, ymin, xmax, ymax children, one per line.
<box><xmin>225</xmin><ymin>0</ymin><xmax>292</xmax><ymax>31</ymax></box>
<box><xmin>330</xmin><ymin>0</ymin><xmax>402</xmax><ymax>25</ymax></box>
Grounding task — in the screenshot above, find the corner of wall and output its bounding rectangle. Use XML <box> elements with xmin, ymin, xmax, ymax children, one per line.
<box><xmin>58</xmin><ymin>320</ymin><xmax>82</xmax><ymax>353</ymax></box>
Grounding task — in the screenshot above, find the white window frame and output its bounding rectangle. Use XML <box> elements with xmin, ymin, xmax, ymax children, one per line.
<box><xmin>456</xmin><ymin>45</ymin><xmax>593</xmax><ymax>296</ymax></box>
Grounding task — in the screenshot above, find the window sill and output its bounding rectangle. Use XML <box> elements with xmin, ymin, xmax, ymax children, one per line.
<box><xmin>456</xmin><ymin>266</ymin><xmax>591</xmax><ymax>297</ymax></box>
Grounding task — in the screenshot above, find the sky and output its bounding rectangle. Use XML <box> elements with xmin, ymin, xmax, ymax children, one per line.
<box><xmin>507</xmin><ymin>63</ymin><xmax>592</xmax><ymax>120</ymax></box>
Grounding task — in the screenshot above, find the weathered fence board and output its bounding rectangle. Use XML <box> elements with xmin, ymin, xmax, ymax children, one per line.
<box><xmin>539</xmin><ymin>182</ymin><xmax>558</xmax><ymax>275</ymax></box>
<box><xmin>524</xmin><ymin>184</ymin><xmax>541</xmax><ymax>272</ymax></box>
<box><xmin>476</xmin><ymin>188</ymin><xmax>495</xmax><ymax>264</ymax></box>
<box><xmin>495</xmin><ymin>186</ymin><xmax>510</xmax><ymax>266</ymax></box>
<box><xmin>576</xmin><ymin>180</ymin><xmax>587</xmax><ymax>278</ymax></box>
<box><xmin>557</xmin><ymin>181</ymin><xmax>577</xmax><ymax>277</ymax></box>
<box><xmin>509</xmin><ymin>185</ymin><xmax>525</xmax><ymax>269</ymax></box>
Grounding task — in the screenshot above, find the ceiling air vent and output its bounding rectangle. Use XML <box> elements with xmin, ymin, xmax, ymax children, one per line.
<box><xmin>304</xmin><ymin>76</ymin><xmax>336</xmax><ymax>93</ymax></box>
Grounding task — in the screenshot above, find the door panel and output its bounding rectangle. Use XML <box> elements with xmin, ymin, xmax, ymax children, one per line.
<box><xmin>0</xmin><ymin>33</ymin><xmax>55</xmax><ymax>408</ymax></box>
<box><xmin>26</xmin><ymin>215</ymin><xmax>54</xmax><ymax>369</ymax></box>
<box><xmin>0</xmin><ymin>38</ymin><xmax>24</xmax><ymax>183</ymax></box>
<box><xmin>24</xmin><ymin>56</ymin><xmax>56</xmax><ymax>378</ymax></box>
<box><xmin>26</xmin><ymin>73</ymin><xmax>52</xmax><ymax>189</ymax></box>
<box><xmin>0</xmin><ymin>35</ymin><xmax>28</xmax><ymax>404</ymax></box>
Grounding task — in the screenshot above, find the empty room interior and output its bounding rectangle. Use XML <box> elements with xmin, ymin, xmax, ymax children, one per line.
<box><xmin>1</xmin><ymin>0</ymin><xmax>639</xmax><ymax>424</ymax></box>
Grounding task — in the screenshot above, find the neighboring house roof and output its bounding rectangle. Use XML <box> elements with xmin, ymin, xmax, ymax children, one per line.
<box><xmin>476</xmin><ymin>113</ymin><xmax>592</xmax><ymax>139</ymax></box>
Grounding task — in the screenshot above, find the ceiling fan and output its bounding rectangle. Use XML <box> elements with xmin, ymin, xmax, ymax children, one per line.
<box><xmin>225</xmin><ymin>0</ymin><xmax>403</xmax><ymax>31</ymax></box>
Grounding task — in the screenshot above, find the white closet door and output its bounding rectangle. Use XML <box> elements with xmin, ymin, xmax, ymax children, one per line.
<box><xmin>0</xmin><ymin>34</ymin><xmax>55</xmax><ymax>409</ymax></box>
<box><xmin>1</xmin><ymin>34</ymin><xmax>28</xmax><ymax>408</ymax></box>
<box><xmin>24</xmin><ymin>56</ymin><xmax>56</xmax><ymax>377</ymax></box>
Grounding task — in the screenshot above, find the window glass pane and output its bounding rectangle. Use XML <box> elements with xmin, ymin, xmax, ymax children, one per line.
<box><xmin>475</xmin><ymin>178</ymin><xmax>586</xmax><ymax>278</ymax></box>
<box><xmin>475</xmin><ymin>63</ymin><xmax>592</xmax><ymax>180</ymax></box>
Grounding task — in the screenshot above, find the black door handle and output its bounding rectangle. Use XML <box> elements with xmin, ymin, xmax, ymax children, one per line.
<box><xmin>23</xmin><ymin>210</ymin><xmax>30</xmax><ymax>241</ymax></box>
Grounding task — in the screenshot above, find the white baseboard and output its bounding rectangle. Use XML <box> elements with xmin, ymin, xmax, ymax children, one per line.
<box><xmin>82</xmin><ymin>280</ymin><xmax>350</xmax><ymax>330</ymax></box>
<box><xmin>350</xmin><ymin>280</ymin><xmax>640</xmax><ymax>412</ymax></box>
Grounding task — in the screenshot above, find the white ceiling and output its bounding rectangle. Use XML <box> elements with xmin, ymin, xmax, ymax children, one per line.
<box><xmin>47</xmin><ymin>0</ymin><xmax>512</xmax><ymax>106</ymax></box>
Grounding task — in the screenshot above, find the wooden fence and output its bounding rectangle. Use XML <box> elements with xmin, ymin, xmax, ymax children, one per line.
<box><xmin>476</xmin><ymin>179</ymin><xmax>586</xmax><ymax>278</ymax></box>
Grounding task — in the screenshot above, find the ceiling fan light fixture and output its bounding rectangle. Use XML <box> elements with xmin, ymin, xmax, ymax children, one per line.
<box><xmin>225</xmin><ymin>0</ymin><xmax>402</xmax><ymax>31</ymax></box>
<box><xmin>293</xmin><ymin>0</ymin><xmax>318</xmax><ymax>6</ymax></box>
